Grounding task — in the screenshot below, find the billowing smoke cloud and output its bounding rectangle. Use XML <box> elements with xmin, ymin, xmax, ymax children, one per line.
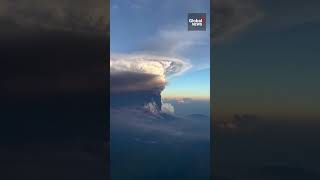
<box><xmin>110</xmin><ymin>54</ymin><xmax>191</xmax><ymax>111</ymax></box>
<box><xmin>111</xmin><ymin>54</ymin><xmax>191</xmax><ymax>76</ymax></box>
<box><xmin>110</xmin><ymin>54</ymin><xmax>191</xmax><ymax>92</ymax></box>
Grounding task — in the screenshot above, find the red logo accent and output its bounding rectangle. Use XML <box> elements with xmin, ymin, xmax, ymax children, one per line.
<box><xmin>201</xmin><ymin>16</ymin><xmax>206</xmax><ymax>23</ymax></box>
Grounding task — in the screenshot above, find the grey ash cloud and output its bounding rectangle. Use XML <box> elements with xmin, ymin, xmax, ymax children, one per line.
<box><xmin>110</xmin><ymin>72</ymin><xmax>165</xmax><ymax>93</ymax></box>
<box><xmin>110</xmin><ymin>54</ymin><xmax>191</xmax><ymax>112</ymax></box>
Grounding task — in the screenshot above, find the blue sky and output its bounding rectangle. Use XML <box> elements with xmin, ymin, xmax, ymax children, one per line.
<box><xmin>110</xmin><ymin>0</ymin><xmax>210</xmax><ymax>99</ymax></box>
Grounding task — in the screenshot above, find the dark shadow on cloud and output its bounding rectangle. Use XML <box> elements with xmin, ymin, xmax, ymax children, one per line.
<box><xmin>110</xmin><ymin>72</ymin><xmax>164</xmax><ymax>111</ymax></box>
<box><xmin>110</xmin><ymin>71</ymin><xmax>165</xmax><ymax>93</ymax></box>
<box><xmin>111</xmin><ymin>90</ymin><xmax>163</xmax><ymax>112</ymax></box>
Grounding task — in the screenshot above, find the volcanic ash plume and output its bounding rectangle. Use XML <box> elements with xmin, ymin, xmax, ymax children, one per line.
<box><xmin>110</xmin><ymin>54</ymin><xmax>191</xmax><ymax>112</ymax></box>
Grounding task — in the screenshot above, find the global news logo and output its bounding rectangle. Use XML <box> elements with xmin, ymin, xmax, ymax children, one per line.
<box><xmin>188</xmin><ymin>13</ymin><xmax>206</xmax><ymax>31</ymax></box>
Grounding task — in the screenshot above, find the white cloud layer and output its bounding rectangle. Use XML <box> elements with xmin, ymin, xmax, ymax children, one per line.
<box><xmin>111</xmin><ymin>54</ymin><xmax>191</xmax><ymax>77</ymax></box>
<box><xmin>161</xmin><ymin>102</ymin><xmax>175</xmax><ymax>114</ymax></box>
